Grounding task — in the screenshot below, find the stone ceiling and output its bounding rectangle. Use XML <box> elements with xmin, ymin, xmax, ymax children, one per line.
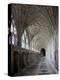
<box><xmin>11</xmin><ymin>4</ymin><xmax>58</xmax><ymax>50</ymax></box>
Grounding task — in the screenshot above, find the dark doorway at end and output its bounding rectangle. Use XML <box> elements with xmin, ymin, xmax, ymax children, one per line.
<box><xmin>40</xmin><ymin>48</ymin><xmax>46</xmax><ymax>56</ymax></box>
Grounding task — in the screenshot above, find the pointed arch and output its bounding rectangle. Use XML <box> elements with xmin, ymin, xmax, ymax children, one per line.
<box><xmin>10</xmin><ymin>17</ymin><xmax>18</xmax><ymax>46</ymax></box>
<box><xmin>21</xmin><ymin>30</ymin><xmax>29</xmax><ymax>49</ymax></box>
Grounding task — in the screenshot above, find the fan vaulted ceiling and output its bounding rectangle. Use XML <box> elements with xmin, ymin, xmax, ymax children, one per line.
<box><xmin>11</xmin><ymin>4</ymin><xmax>58</xmax><ymax>50</ymax></box>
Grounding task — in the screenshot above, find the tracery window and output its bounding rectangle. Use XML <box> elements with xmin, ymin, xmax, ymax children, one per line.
<box><xmin>21</xmin><ymin>30</ymin><xmax>29</xmax><ymax>49</ymax></box>
<box><xmin>10</xmin><ymin>18</ymin><xmax>17</xmax><ymax>46</ymax></box>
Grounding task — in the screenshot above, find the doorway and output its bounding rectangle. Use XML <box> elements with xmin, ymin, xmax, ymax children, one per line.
<box><xmin>41</xmin><ymin>48</ymin><xmax>46</xmax><ymax>56</ymax></box>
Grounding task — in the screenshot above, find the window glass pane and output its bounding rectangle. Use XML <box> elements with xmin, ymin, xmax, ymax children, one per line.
<box><xmin>24</xmin><ymin>30</ymin><xmax>26</xmax><ymax>36</ymax></box>
<box><xmin>12</xmin><ymin>19</ymin><xmax>14</xmax><ymax>24</ymax></box>
<box><xmin>21</xmin><ymin>41</ymin><xmax>25</xmax><ymax>48</ymax></box>
<box><xmin>14</xmin><ymin>35</ymin><xmax>17</xmax><ymax>45</ymax></box>
<box><xmin>26</xmin><ymin>37</ymin><xmax>28</xmax><ymax>44</ymax></box>
<box><xmin>26</xmin><ymin>44</ymin><xmax>29</xmax><ymax>49</ymax></box>
<box><xmin>12</xmin><ymin>35</ymin><xmax>14</xmax><ymax>45</ymax></box>
<box><xmin>21</xmin><ymin>32</ymin><xmax>25</xmax><ymax>48</ymax></box>
<box><xmin>14</xmin><ymin>27</ymin><xmax>17</xmax><ymax>34</ymax></box>
<box><xmin>22</xmin><ymin>34</ymin><xmax>25</xmax><ymax>41</ymax></box>
<box><xmin>11</xmin><ymin>23</ymin><xmax>14</xmax><ymax>32</ymax></box>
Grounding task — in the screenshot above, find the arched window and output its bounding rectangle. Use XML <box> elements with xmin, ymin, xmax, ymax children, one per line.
<box><xmin>21</xmin><ymin>31</ymin><xmax>25</xmax><ymax>48</ymax></box>
<box><xmin>21</xmin><ymin>30</ymin><xmax>29</xmax><ymax>49</ymax></box>
<box><xmin>11</xmin><ymin>18</ymin><xmax>17</xmax><ymax>46</ymax></box>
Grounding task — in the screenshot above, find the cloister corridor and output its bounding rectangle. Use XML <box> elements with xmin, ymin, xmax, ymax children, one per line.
<box><xmin>8</xmin><ymin>4</ymin><xmax>58</xmax><ymax>76</ymax></box>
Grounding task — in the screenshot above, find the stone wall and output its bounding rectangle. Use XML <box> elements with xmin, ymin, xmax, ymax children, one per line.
<box><xmin>11</xmin><ymin>46</ymin><xmax>40</xmax><ymax>75</ymax></box>
<box><xmin>46</xmin><ymin>31</ymin><xmax>58</xmax><ymax>70</ymax></box>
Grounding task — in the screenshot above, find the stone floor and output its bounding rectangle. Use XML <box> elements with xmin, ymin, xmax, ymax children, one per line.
<box><xmin>22</xmin><ymin>56</ymin><xmax>58</xmax><ymax>76</ymax></box>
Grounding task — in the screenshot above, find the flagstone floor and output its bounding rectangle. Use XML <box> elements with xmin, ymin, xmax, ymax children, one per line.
<box><xmin>22</xmin><ymin>56</ymin><xmax>58</xmax><ymax>76</ymax></box>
